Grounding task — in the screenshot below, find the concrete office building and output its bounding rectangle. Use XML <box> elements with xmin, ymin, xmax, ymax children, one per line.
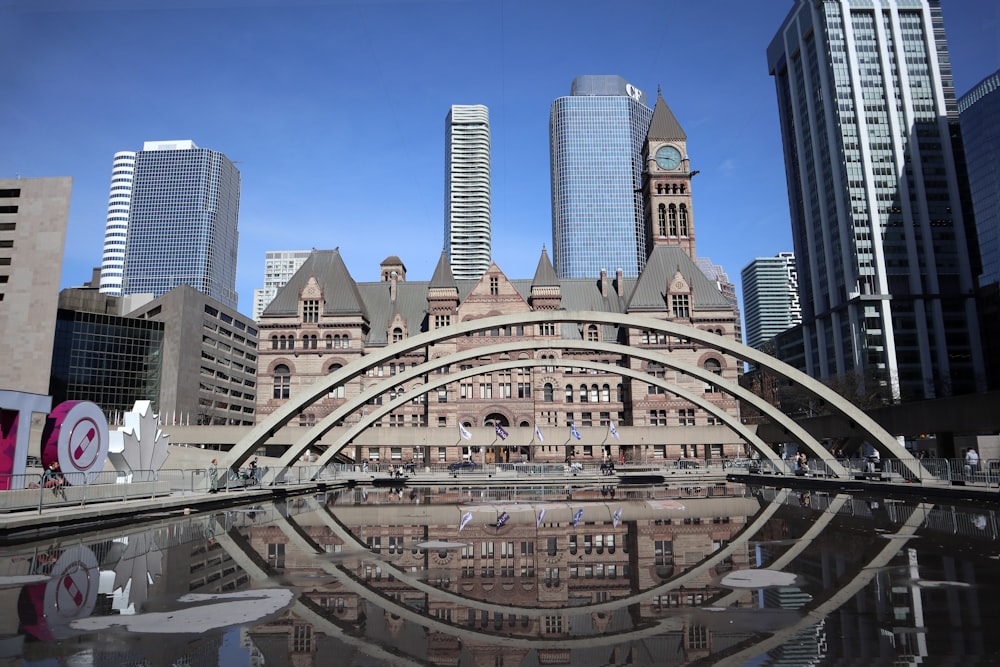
<box><xmin>741</xmin><ymin>253</ymin><xmax>801</xmax><ymax>351</ymax></box>
<box><xmin>51</xmin><ymin>285</ymin><xmax>258</xmax><ymax>426</ymax></box>
<box><xmin>118</xmin><ymin>140</ymin><xmax>241</xmax><ymax>310</ymax></box>
<box><xmin>252</xmin><ymin>250</ymin><xmax>312</xmax><ymax>321</ymax></box>
<box><xmin>0</xmin><ymin>177</ymin><xmax>72</xmax><ymax>395</ymax></box>
<box><xmin>550</xmin><ymin>76</ymin><xmax>654</xmax><ymax>279</ymax></box>
<box><xmin>444</xmin><ymin>105</ymin><xmax>492</xmax><ymax>279</ymax></box>
<box><xmin>98</xmin><ymin>151</ymin><xmax>136</xmax><ymax>296</ymax></box>
<box><xmin>768</xmin><ymin>0</ymin><xmax>984</xmax><ymax>400</ymax></box>
<box><xmin>959</xmin><ymin>69</ymin><xmax>1000</xmax><ymax>388</ymax></box>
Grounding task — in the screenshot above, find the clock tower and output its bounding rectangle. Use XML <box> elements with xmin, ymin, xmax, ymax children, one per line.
<box><xmin>642</xmin><ymin>88</ymin><xmax>696</xmax><ymax>261</ymax></box>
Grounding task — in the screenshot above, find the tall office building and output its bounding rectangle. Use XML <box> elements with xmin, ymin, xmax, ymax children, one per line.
<box><xmin>0</xmin><ymin>177</ymin><xmax>72</xmax><ymax>395</ymax></box>
<box><xmin>444</xmin><ymin>105</ymin><xmax>492</xmax><ymax>279</ymax></box>
<box><xmin>959</xmin><ymin>70</ymin><xmax>1000</xmax><ymax>289</ymax></box>
<box><xmin>959</xmin><ymin>70</ymin><xmax>1000</xmax><ymax>389</ymax></box>
<box><xmin>741</xmin><ymin>253</ymin><xmax>801</xmax><ymax>351</ymax></box>
<box><xmin>98</xmin><ymin>151</ymin><xmax>136</xmax><ymax>295</ymax></box>
<box><xmin>118</xmin><ymin>140</ymin><xmax>241</xmax><ymax>310</ymax></box>
<box><xmin>767</xmin><ymin>0</ymin><xmax>985</xmax><ymax>400</ymax></box>
<box><xmin>253</xmin><ymin>250</ymin><xmax>312</xmax><ymax>320</ymax></box>
<box><xmin>550</xmin><ymin>75</ymin><xmax>654</xmax><ymax>279</ymax></box>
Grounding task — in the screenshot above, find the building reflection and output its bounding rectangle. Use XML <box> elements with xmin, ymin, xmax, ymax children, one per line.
<box><xmin>2</xmin><ymin>486</ymin><xmax>1000</xmax><ymax>665</ymax></box>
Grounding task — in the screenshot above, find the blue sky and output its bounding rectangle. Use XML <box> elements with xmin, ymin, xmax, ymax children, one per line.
<box><xmin>3</xmin><ymin>0</ymin><xmax>998</xmax><ymax>318</ymax></box>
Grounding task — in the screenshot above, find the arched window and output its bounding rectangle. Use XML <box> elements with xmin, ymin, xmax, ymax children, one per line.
<box><xmin>328</xmin><ymin>364</ymin><xmax>344</xmax><ymax>398</ymax></box>
<box><xmin>589</xmin><ymin>384</ymin><xmax>599</xmax><ymax>403</ymax></box>
<box><xmin>271</xmin><ymin>335</ymin><xmax>278</xmax><ymax>349</ymax></box>
<box><xmin>288</xmin><ymin>336</ymin><xmax>295</xmax><ymax>350</ymax></box>
<box><xmin>679</xmin><ymin>204</ymin><xmax>688</xmax><ymax>236</ymax></box>
<box><xmin>704</xmin><ymin>358</ymin><xmax>722</xmax><ymax>393</ymax></box>
<box><xmin>657</xmin><ymin>203</ymin><xmax>666</xmax><ymax>236</ymax></box>
<box><xmin>392</xmin><ymin>327</ymin><xmax>403</xmax><ymax>343</ymax></box>
<box><xmin>309</xmin><ymin>335</ymin><xmax>318</xmax><ymax>349</ymax></box>
<box><xmin>601</xmin><ymin>384</ymin><xmax>610</xmax><ymax>402</ymax></box>
<box><xmin>668</xmin><ymin>204</ymin><xmax>678</xmax><ymax>236</ymax></box>
<box><xmin>543</xmin><ymin>383</ymin><xmax>554</xmax><ymax>402</ymax></box>
<box><xmin>273</xmin><ymin>364</ymin><xmax>290</xmax><ymax>399</ymax></box>
<box><xmin>340</xmin><ymin>334</ymin><xmax>349</xmax><ymax>349</ymax></box>
<box><xmin>565</xmin><ymin>385</ymin><xmax>574</xmax><ymax>403</ymax></box>
<box><xmin>325</xmin><ymin>334</ymin><xmax>333</xmax><ymax>349</ymax></box>
<box><xmin>579</xmin><ymin>385</ymin><xmax>588</xmax><ymax>402</ymax></box>
<box><xmin>586</xmin><ymin>324</ymin><xmax>599</xmax><ymax>342</ymax></box>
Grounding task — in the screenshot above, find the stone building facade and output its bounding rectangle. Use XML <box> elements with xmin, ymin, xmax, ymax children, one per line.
<box><xmin>254</xmin><ymin>93</ymin><xmax>742</xmax><ymax>466</ymax></box>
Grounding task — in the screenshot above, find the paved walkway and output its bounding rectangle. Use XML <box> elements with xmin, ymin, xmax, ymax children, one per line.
<box><xmin>3</xmin><ymin>464</ymin><xmax>998</xmax><ymax>545</ymax></box>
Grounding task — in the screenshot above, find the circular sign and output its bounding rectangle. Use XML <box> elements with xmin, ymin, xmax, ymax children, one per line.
<box><xmin>42</xmin><ymin>545</ymin><xmax>99</xmax><ymax>637</ymax></box>
<box><xmin>42</xmin><ymin>401</ymin><xmax>110</xmax><ymax>484</ymax></box>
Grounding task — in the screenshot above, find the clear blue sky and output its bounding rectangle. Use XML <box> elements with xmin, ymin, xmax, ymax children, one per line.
<box><xmin>3</xmin><ymin>0</ymin><xmax>998</xmax><ymax>318</ymax></box>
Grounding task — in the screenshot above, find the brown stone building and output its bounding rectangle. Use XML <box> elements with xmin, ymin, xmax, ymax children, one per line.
<box><xmin>255</xmin><ymin>95</ymin><xmax>742</xmax><ymax>466</ymax></box>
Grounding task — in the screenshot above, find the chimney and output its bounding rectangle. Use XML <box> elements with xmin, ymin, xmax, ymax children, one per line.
<box><xmin>600</xmin><ymin>269</ymin><xmax>608</xmax><ymax>297</ymax></box>
<box><xmin>390</xmin><ymin>271</ymin><xmax>397</xmax><ymax>302</ymax></box>
<box><xmin>615</xmin><ymin>268</ymin><xmax>624</xmax><ymax>296</ymax></box>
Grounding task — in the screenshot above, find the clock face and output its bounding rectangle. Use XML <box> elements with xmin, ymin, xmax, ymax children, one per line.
<box><xmin>654</xmin><ymin>145</ymin><xmax>682</xmax><ymax>170</ymax></box>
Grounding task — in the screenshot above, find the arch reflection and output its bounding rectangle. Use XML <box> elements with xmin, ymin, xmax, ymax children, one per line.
<box><xmin>0</xmin><ymin>485</ymin><xmax>997</xmax><ymax>664</ymax></box>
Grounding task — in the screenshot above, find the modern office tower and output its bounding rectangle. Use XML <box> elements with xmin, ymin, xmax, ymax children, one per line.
<box><xmin>0</xmin><ymin>177</ymin><xmax>72</xmax><ymax>395</ymax></box>
<box><xmin>741</xmin><ymin>253</ymin><xmax>802</xmax><ymax>351</ymax></box>
<box><xmin>50</xmin><ymin>285</ymin><xmax>257</xmax><ymax>426</ymax></box>
<box><xmin>50</xmin><ymin>289</ymin><xmax>164</xmax><ymax>418</ymax></box>
<box><xmin>98</xmin><ymin>151</ymin><xmax>136</xmax><ymax>296</ymax></box>
<box><xmin>767</xmin><ymin>0</ymin><xmax>985</xmax><ymax>400</ymax></box>
<box><xmin>253</xmin><ymin>250</ymin><xmax>312</xmax><ymax>320</ymax></box>
<box><xmin>959</xmin><ymin>69</ymin><xmax>1000</xmax><ymax>389</ymax></box>
<box><xmin>444</xmin><ymin>105</ymin><xmax>492</xmax><ymax>279</ymax></box>
<box><xmin>959</xmin><ymin>71</ymin><xmax>1000</xmax><ymax>289</ymax></box>
<box><xmin>550</xmin><ymin>75</ymin><xmax>654</xmax><ymax>279</ymax></box>
<box><xmin>120</xmin><ymin>140</ymin><xmax>241</xmax><ymax>310</ymax></box>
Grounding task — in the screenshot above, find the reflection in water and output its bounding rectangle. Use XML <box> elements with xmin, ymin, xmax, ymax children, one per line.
<box><xmin>0</xmin><ymin>484</ymin><xmax>999</xmax><ymax>664</ymax></box>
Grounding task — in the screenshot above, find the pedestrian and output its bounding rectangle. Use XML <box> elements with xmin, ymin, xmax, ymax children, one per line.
<box><xmin>209</xmin><ymin>458</ymin><xmax>219</xmax><ymax>493</ymax></box>
<box><xmin>966</xmin><ymin>447</ymin><xmax>980</xmax><ymax>474</ymax></box>
<box><xmin>42</xmin><ymin>461</ymin><xmax>66</xmax><ymax>490</ymax></box>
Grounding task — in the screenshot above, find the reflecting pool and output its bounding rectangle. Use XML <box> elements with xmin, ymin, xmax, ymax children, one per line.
<box><xmin>2</xmin><ymin>482</ymin><xmax>1000</xmax><ymax>665</ymax></box>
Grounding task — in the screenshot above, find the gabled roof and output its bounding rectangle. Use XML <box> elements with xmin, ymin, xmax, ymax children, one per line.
<box><xmin>263</xmin><ymin>249</ymin><xmax>368</xmax><ymax>319</ymax></box>
<box><xmin>429</xmin><ymin>250</ymin><xmax>457</xmax><ymax>290</ymax></box>
<box><xmin>628</xmin><ymin>246</ymin><xmax>731</xmax><ymax>312</ymax></box>
<box><xmin>531</xmin><ymin>247</ymin><xmax>559</xmax><ymax>287</ymax></box>
<box><xmin>647</xmin><ymin>89</ymin><xmax>687</xmax><ymax>142</ymax></box>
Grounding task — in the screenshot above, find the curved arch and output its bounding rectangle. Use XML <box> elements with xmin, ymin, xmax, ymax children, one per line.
<box><xmin>230</xmin><ymin>311</ymin><xmax>918</xmax><ymax>477</ymax></box>
<box><xmin>267</xmin><ymin>354</ymin><xmax>796</xmax><ymax>479</ymax></box>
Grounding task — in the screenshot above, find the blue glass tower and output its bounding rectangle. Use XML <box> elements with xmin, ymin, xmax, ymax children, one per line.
<box><xmin>121</xmin><ymin>140</ymin><xmax>241</xmax><ymax>310</ymax></box>
<box><xmin>550</xmin><ymin>76</ymin><xmax>654</xmax><ymax>279</ymax></box>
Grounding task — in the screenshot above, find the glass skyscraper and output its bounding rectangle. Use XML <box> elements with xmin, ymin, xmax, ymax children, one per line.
<box><xmin>959</xmin><ymin>70</ymin><xmax>1000</xmax><ymax>289</ymax></box>
<box><xmin>120</xmin><ymin>140</ymin><xmax>241</xmax><ymax>310</ymax></box>
<box><xmin>550</xmin><ymin>75</ymin><xmax>654</xmax><ymax>279</ymax></box>
<box><xmin>444</xmin><ymin>105</ymin><xmax>492</xmax><ymax>279</ymax></box>
<box><xmin>768</xmin><ymin>0</ymin><xmax>985</xmax><ymax>401</ymax></box>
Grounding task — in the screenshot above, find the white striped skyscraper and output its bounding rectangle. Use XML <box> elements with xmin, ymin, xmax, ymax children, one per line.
<box><xmin>444</xmin><ymin>105</ymin><xmax>491</xmax><ymax>279</ymax></box>
<box><xmin>98</xmin><ymin>151</ymin><xmax>136</xmax><ymax>295</ymax></box>
<box><xmin>768</xmin><ymin>0</ymin><xmax>984</xmax><ymax>400</ymax></box>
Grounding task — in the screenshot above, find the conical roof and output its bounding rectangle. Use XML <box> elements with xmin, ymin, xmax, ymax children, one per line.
<box><xmin>531</xmin><ymin>247</ymin><xmax>559</xmax><ymax>287</ymax></box>
<box><xmin>429</xmin><ymin>250</ymin><xmax>458</xmax><ymax>290</ymax></box>
<box><xmin>647</xmin><ymin>88</ymin><xmax>686</xmax><ymax>142</ymax></box>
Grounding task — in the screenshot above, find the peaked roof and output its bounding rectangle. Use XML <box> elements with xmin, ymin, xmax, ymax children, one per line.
<box><xmin>647</xmin><ymin>89</ymin><xmax>687</xmax><ymax>142</ymax></box>
<box><xmin>429</xmin><ymin>250</ymin><xmax>458</xmax><ymax>290</ymax></box>
<box><xmin>531</xmin><ymin>247</ymin><xmax>559</xmax><ymax>287</ymax></box>
<box><xmin>263</xmin><ymin>249</ymin><xmax>368</xmax><ymax>319</ymax></box>
<box><xmin>628</xmin><ymin>246</ymin><xmax>731</xmax><ymax>311</ymax></box>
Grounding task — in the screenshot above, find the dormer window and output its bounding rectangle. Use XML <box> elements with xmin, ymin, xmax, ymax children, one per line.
<box><xmin>489</xmin><ymin>276</ymin><xmax>499</xmax><ymax>295</ymax></box>
<box><xmin>671</xmin><ymin>294</ymin><xmax>690</xmax><ymax>318</ymax></box>
<box><xmin>303</xmin><ymin>299</ymin><xmax>320</xmax><ymax>323</ymax></box>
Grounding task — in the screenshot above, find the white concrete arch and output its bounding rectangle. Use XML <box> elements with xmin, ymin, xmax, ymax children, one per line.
<box><xmin>232</xmin><ymin>311</ymin><xmax>917</xmax><ymax>476</ymax></box>
<box><xmin>269</xmin><ymin>356</ymin><xmax>795</xmax><ymax>480</ymax></box>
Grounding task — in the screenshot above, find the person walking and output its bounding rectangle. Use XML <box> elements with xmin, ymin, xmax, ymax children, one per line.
<box><xmin>209</xmin><ymin>459</ymin><xmax>219</xmax><ymax>493</ymax></box>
